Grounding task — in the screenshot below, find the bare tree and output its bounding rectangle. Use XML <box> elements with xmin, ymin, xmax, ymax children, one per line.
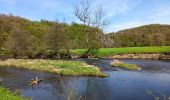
<box><xmin>92</xmin><ymin>6</ymin><xmax>112</xmax><ymax>48</ymax></box>
<box><xmin>74</xmin><ymin>0</ymin><xmax>91</xmax><ymax>48</ymax></box>
<box><xmin>92</xmin><ymin>6</ymin><xmax>109</xmax><ymax>30</ymax></box>
<box><xmin>74</xmin><ymin>0</ymin><xmax>110</xmax><ymax>57</ymax></box>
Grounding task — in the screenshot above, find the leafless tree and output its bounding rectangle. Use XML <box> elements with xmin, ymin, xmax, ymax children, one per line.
<box><xmin>92</xmin><ymin>6</ymin><xmax>109</xmax><ymax>30</ymax></box>
<box><xmin>92</xmin><ymin>6</ymin><xmax>112</xmax><ymax>48</ymax></box>
<box><xmin>74</xmin><ymin>0</ymin><xmax>91</xmax><ymax>48</ymax></box>
<box><xmin>74</xmin><ymin>0</ymin><xmax>110</xmax><ymax>57</ymax></box>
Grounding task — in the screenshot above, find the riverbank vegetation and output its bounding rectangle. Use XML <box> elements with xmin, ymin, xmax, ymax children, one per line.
<box><xmin>0</xmin><ymin>86</ymin><xmax>29</xmax><ymax>100</ymax></box>
<box><xmin>111</xmin><ymin>60</ymin><xmax>140</xmax><ymax>70</ymax></box>
<box><xmin>70</xmin><ymin>46</ymin><xmax>170</xmax><ymax>57</ymax></box>
<box><xmin>0</xmin><ymin>59</ymin><xmax>107</xmax><ymax>77</ymax></box>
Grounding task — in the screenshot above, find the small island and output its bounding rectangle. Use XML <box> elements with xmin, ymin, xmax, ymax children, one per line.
<box><xmin>111</xmin><ymin>60</ymin><xmax>140</xmax><ymax>70</ymax></box>
<box><xmin>0</xmin><ymin>59</ymin><xmax>107</xmax><ymax>77</ymax></box>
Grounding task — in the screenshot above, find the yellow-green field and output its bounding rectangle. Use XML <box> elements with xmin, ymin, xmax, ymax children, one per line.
<box><xmin>70</xmin><ymin>46</ymin><xmax>170</xmax><ymax>57</ymax></box>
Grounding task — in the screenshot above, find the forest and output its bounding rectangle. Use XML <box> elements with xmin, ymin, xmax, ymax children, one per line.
<box><xmin>107</xmin><ymin>24</ymin><xmax>170</xmax><ymax>47</ymax></box>
<box><xmin>0</xmin><ymin>14</ymin><xmax>111</xmax><ymax>58</ymax></box>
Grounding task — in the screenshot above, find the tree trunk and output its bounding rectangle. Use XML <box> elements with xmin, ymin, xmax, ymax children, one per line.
<box><xmin>80</xmin><ymin>48</ymin><xmax>91</xmax><ymax>58</ymax></box>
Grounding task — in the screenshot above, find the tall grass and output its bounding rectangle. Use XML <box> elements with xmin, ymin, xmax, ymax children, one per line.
<box><xmin>0</xmin><ymin>86</ymin><xmax>29</xmax><ymax>100</ymax></box>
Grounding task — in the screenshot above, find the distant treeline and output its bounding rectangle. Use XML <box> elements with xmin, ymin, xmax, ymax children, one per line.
<box><xmin>0</xmin><ymin>14</ymin><xmax>170</xmax><ymax>58</ymax></box>
<box><xmin>107</xmin><ymin>24</ymin><xmax>170</xmax><ymax>47</ymax></box>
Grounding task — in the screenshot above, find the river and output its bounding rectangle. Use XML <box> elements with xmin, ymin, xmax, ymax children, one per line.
<box><xmin>0</xmin><ymin>58</ymin><xmax>170</xmax><ymax>100</ymax></box>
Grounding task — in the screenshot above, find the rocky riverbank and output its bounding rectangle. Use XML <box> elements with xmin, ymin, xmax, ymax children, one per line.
<box><xmin>108</xmin><ymin>54</ymin><xmax>170</xmax><ymax>59</ymax></box>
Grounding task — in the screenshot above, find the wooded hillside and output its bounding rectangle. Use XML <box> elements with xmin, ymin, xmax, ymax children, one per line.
<box><xmin>0</xmin><ymin>14</ymin><xmax>170</xmax><ymax>58</ymax></box>
<box><xmin>107</xmin><ymin>24</ymin><xmax>170</xmax><ymax>47</ymax></box>
<box><xmin>0</xmin><ymin>14</ymin><xmax>111</xmax><ymax>58</ymax></box>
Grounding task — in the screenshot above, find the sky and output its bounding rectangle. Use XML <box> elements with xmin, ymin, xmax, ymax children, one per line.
<box><xmin>0</xmin><ymin>0</ymin><xmax>170</xmax><ymax>33</ymax></box>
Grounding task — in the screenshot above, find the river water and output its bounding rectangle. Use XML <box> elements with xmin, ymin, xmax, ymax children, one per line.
<box><xmin>0</xmin><ymin>58</ymin><xmax>170</xmax><ymax>100</ymax></box>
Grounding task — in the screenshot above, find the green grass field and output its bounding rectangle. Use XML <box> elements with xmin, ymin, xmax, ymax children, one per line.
<box><xmin>70</xmin><ymin>46</ymin><xmax>170</xmax><ymax>57</ymax></box>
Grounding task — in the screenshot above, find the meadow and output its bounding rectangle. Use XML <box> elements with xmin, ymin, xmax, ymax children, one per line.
<box><xmin>70</xmin><ymin>46</ymin><xmax>170</xmax><ymax>57</ymax></box>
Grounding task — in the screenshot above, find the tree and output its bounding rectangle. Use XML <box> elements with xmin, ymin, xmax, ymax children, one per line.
<box><xmin>91</xmin><ymin>6</ymin><xmax>109</xmax><ymax>49</ymax></box>
<box><xmin>45</xmin><ymin>20</ymin><xmax>61</xmax><ymax>58</ymax></box>
<box><xmin>74</xmin><ymin>0</ymin><xmax>91</xmax><ymax>48</ymax></box>
<box><xmin>153</xmin><ymin>33</ymin><xmax>166</xmax><ymax>46</ymax></box>
<box><xmin>45</xmin><ymin>19</ymin><xmax>72</xmax><ymax>58</ymax></box>
<box><xmin>0</xmin><ymin>32</ymin><xmax>8</xmax><ymax>49</ymax></box>
<box><xmin>59</xmin><ymin>20</ymin><xmax>72</xmax><ymax>58</ymax></box>
<box><xmin>5</xmin><ymin>29</ymin><xmax>31</xmax><ymax>58</ymax></box>
<box><xmin>69</xmin><ymin>22</ymin><xmax>86</xmax><ymax>48</ymax></box>
<box><xmin>92</xmin><ymin>7</ymin><xmax>108</xmax><ymax>30</ymax></box>
<box><xmin>74</xmin><ymin>0</ymin><xmax>109</xmax><ymax>57</ymax></box>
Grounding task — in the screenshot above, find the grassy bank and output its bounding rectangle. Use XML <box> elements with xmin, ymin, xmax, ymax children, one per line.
<box><xmin>0</xmin><ymin>59</ymin><xmax>107</xmax><ymax>77</ymax></box>
<box><xmin>0</xmin><ymin>87</ymin><xmax>28</xmax><ymax>100</ymax></box>
<box><xmin>70</xmin><ymin>46</ymin><xmax>170</xmax><ymax>57</ymax></box>
<box><xmin>111</xmin><ymin>60</ymin><xmax>140</xmax><ymax>70</ymax></box>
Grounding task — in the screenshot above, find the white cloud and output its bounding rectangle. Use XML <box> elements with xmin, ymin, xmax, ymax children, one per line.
<box><xmin>95</xmin><ymin>0</ymin><xmax>143</xmax><ymax>18</ymax></box>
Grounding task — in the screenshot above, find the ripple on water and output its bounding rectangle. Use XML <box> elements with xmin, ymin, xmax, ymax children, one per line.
<box><xmin>0</xmin><ymin>58</ymin><xmax>170</xmax><ymax>100</ymax></box>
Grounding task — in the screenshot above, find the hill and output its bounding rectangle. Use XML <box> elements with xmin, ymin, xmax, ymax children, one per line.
<box><xmin>0</xmin><ymin>14</ymin><xmax>112</xmax><ymax>58</ymax></box>
<box><xmin>107</xmin><ymin>24</ymin><xmax>170</xmax><ymax>47</ymax></box>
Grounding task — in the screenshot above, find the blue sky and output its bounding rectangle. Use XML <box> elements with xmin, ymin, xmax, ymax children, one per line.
<box><xmin>0</xmin><ymin>0</ymin><xmax>170</xmax><ymax>33</ymax></box>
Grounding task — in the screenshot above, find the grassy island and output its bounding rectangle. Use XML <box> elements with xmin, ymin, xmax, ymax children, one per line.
<box><xmin>111</xmin><ymin>60</ymin><xmax>140</xmax><ymax>70</ymax></box>
<box><xmin>0</xmin><ymin>59</ymin><xmax>107</xmax><ymax>77</ymax></box>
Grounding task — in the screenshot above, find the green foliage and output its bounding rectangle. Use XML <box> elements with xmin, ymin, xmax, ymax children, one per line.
<box><xmin>5</xmin><ymin>29</ymin><xmax>32</xmax><ymax>58</ymax></box>
<box><xmin>0</xmin><ymin>86</ymin><xmax>29</xmax><ymax>100</ymax></box>
<box><xmin>0</xmin><ymin>14</ymin><xmax>104</xmax><ymax>58</ymax></box>
<box><xmin>1</xmin><ymin>14</ymin><xmax>170</xmax><ymax>58</ymax></box>
<box><xmin>0</xmin><ymin>32</ymin><xmax>8</xmax><ymax>49</ymax></box>
<box><xmin>70</xmin><ymin>46</ymin><xmax>170</xmax><ymax>57</ymax></box>
<box><xmin>69</xmin><ymin>22</ymin><xmax>86</xmax><ymax>49</ymax></box>
<box><xmin>108</xmin><ymin>24</ymin><xmax>170</xmax><ymax>47</ymax></box>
